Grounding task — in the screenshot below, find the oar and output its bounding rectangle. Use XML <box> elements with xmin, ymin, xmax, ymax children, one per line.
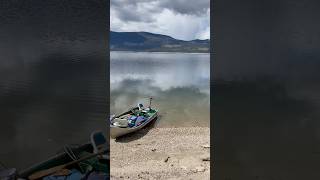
<box><xmin>28</xmin><ymin>149</ymin><xmax>107</xmax><ymax>180</ymax></box>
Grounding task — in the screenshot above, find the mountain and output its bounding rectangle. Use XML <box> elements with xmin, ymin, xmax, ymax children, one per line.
<box><xmin>110</xmin><ymin>31</ymin><xmax>210</xmax><ymax>53</ymax></box>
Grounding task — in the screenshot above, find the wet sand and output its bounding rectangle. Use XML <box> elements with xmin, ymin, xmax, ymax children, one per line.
<box><xmin>110</xmin><ymin>127</ymin><xmax>210</xmax><ymax>180</ymax></box>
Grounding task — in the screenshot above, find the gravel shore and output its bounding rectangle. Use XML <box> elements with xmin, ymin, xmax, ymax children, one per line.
<box><xmin>110</xmin><ymin>127</ymin><xmax>210</xmax><ymax>180</ymax></box>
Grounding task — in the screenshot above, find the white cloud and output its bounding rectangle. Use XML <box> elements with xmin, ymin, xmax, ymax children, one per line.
<box><xmin>110</xmin><ymin>0</ymin><xmax>210</xmax><ymax>40</ymax></box>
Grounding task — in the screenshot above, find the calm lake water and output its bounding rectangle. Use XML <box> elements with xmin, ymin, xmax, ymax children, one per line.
<box><xmin>0</xmin><ymin>49</ymin><xmax>107</xmax><ymax>170</ymax></box>
<box><xmin>213</xmin><ymin>2</ymin><xmax>320</xmax><ymax>177</ymax></box>
<box><xmin>110</xmin><ymin>51</ymin><xmax>210</xmax><ymax>127</ymax></box>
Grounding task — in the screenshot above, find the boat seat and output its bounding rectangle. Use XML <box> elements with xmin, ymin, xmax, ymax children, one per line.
<box><xmin>113</xmin><ymin>118</ymin><xmax>128</xmax><ymax>127</ymax></box>
<box><xmin>133</xmin><ymin>110</ymin><xmax>143</xmax><ymax>116</ymax></box>
<box><xmin>90</xmin><ymin>131</ymin><xmax>108</xmax><ymax>160</ymax></box>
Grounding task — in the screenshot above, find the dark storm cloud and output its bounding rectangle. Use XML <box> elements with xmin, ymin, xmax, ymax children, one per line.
<box><xmin>158</xmin><ymin>0</ymin><xmax>209</xmax><ymax>15</ymax></box>
<box><xmin>110</xmin><ymin>0</ymin><xmax>210</xmax><ymax>40</ymax></box>
<box><xmin>111</xmin><ymin>0</ymin><xmax>209</xmax><ymax>22</ymax></box>
<box><xmin>111</xmin><ymin>0</ymin><xmax>157</xmax><ymax>22</ymax></box>
<box><xmin>115</xmin><ymin>6</ymin><xmax>154</xmax><ymax>22</ymax></box>
<box><xmin>111</xmin><ymin>0</ymin><xmax>150</xmax><ymax>7</ymax></box>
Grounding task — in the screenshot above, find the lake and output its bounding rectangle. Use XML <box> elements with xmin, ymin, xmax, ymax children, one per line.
<box><xmin>110</xmin><ymin>51</ymin><xmax>210</xmax><ymax>127</ymax></box>
<box><xmin>0</xmin><ymin>1</ymin><xmax>108</xmax><ymax>170</ymax></box>
<box><xmin>0</xmin><ymin>49</ymin><xmax>107</xmax><ymax>170</ymax></box>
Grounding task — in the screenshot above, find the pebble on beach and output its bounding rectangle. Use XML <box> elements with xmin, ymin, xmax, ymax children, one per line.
<box><xmin>110</xmin><ymin>127</ymin><xmax>210</xmax><ymax>180</ymax></box>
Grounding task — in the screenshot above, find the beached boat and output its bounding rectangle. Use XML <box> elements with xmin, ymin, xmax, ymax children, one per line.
<box><xmin>15</xmin><ymin>131</ymin><xmax>109</xmax><ymax>180</ymax></box>
<box><xmin>110</xmin><ymin>99</ymin><xmax>158</xmax><ymax>139</ymax></box>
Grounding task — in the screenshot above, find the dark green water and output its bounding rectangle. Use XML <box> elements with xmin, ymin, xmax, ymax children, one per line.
<box><xmin>0</xmin><ymin>0</ymin><xmax>108</xmax><ymax>170</ymax></box>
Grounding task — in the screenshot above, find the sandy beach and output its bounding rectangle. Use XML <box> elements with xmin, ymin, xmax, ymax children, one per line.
<box><xmin>110</xmin><ymin>127</ymin><xmax>210</xmax><ymax>180</ymax></box>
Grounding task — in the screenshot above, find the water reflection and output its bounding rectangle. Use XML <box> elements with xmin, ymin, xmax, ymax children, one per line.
<box><xmin>213</xmin><ymin>77</ymin><xmax>320</xmax><ymax>179</ymax></box>
<box><xmin>0</xmin><ymin>0</ymin><xmax>108</xmax><ymax>170</ymax></box>
<box><xmin>0</xmin><ymin>52</ymin><xmax>107</xmax><ymax>170</ymax></box>
<box><xmin>213</xmin><ymin>44</ymin><xmax>320</xmax><ymax>178</ymax></box>
<box><xmin>213</xmin><ymin>0</ymin><xmax>320</xmax><ymax>177</ymax></box>
<box><xmin>110</xmin><ymin>52</ymin><xmax>210</xmax><ymax>127</ymax></box>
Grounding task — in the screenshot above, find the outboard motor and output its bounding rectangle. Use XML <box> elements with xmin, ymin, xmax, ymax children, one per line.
<box><xmin>138</xmin><ymin>103</ymin><xmax>144</xmax><ymax>110</ymax></box>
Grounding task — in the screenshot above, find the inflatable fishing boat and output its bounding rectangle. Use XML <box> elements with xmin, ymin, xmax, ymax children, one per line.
<box><xmin>110</xmin><ymin>98</ymin><xmax>158</xmax><ymax>139</ymax></box>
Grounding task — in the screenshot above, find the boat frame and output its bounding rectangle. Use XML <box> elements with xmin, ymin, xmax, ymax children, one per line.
<box><xmin>110</xmin><ymin>107</ymin><xmax>158</xmax><ymax>139</ymax></box>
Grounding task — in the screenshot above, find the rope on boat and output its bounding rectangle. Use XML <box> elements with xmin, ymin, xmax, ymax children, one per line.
<box><xmin>54</xmin><ymin>143</ymin><xmax>81</xmax><ymax>155</ymax></box>
<box><xmin>64</xmin><ymin>146</ymin><xmax>77</xmax><ymax>161</ymax></box>
<box><xmin>63</xmin><ymin>145</ymin><xmax>91</xmax><ymax>173</ymax></box>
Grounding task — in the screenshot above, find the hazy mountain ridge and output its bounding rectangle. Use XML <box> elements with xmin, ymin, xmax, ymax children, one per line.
<box><xmin>110</xmin><ymin>31</ymin><xmax>210</xmax><ymax>53</ymax></box>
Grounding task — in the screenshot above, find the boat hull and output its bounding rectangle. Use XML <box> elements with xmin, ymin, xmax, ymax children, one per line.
<box><xmin>18</xmin><ymin>143</ymin><xmax>92</xmax><ymax>178</ymax></box>
<box><xmin>18</xmin><ymin>143</ymin><xmax>110</xmax><ymax>178</ymax></box>
<box><xmin>110</xmin><ymin>112</ymin><xmax>157</xmax><ymax>139</ymax></box>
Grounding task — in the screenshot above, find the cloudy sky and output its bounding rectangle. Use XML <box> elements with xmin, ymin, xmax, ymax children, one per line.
<box><xmin>110</xmin><ymin>0</ymin><xmax>210</xmax><ymax>41</ymax></box>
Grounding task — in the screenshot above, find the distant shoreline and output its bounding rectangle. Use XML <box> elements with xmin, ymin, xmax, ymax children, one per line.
<box><xmin>110</xmin><ymin>50</ymin><xmax>210</xmax><ymax>54</ymax></box>
<box><xmin>110</xmin><ymin>31</ymin><xmax>210</xmax><ymax>54</ymax></box>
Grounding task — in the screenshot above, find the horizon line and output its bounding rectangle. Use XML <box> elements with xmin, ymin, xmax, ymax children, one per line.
<box><xmin>110</xmin><ymin>30</ymin><xmax>210</xmax><ymax>41</ymax></box>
